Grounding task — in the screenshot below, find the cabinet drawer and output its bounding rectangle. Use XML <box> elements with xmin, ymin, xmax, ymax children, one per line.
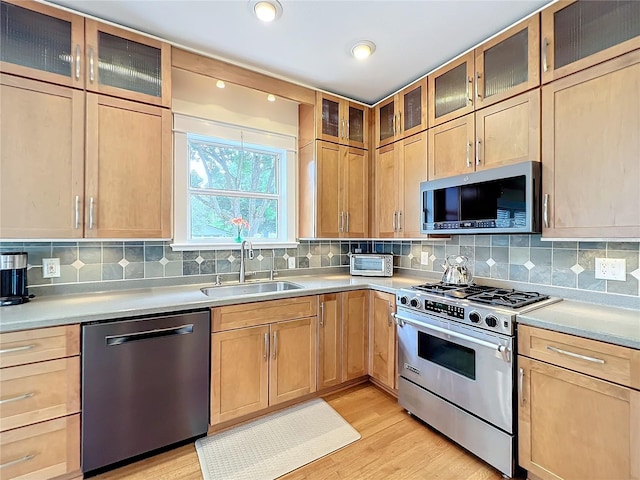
<box><xmin>0</xmin><ymin>414</ymin><xmax>80</xmax><ymax>480</ymax></box>
<box><xmin>0</xmin><ymin>358</ymin><xmax>80</xmax><ymax>432</ymax></box>
<box><xmin>518</xmin><ymin>325</ymin><xmax>640</xmax><ymax>389</ymax></box>
<box><xmin>0</xmin><ymin>326</ymin><xmax>80</xmax><ymax>368</ymax></box>
<box><xmin>212</xmin><ymin>296</ymin><xmax>317</xmax><ymax>332</ymax></box>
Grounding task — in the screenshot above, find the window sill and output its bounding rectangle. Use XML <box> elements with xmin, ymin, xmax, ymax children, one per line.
<box><xmin>170</xmin><ymin>241</ymin><xmax>300</xmax><ymax>251</ymax></box>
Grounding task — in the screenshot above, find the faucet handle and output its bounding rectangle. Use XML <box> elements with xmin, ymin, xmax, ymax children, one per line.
<box><xmin>215</xmin><ymin>275</ymin><xmax>221</xmax><ymax>286</ymax></box>
<box><xmin>270</xmin><ymin>268</ymin><xmax>278</xmax><ymax>281</ymax></box>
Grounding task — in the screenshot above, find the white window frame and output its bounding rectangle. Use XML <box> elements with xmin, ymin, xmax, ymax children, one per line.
<box><xmin>172</xmin><ymin>114</ymin><xmax>298</xmax><ymax>250</ymax></box>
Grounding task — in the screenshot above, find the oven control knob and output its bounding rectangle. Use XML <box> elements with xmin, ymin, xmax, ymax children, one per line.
<box><xmin>469</xmin><ymin>311</ymin><xmax>481</xmax><ymax>323</ymax></box>
<box><xmin>409</xmin><ymin>298</ymin><xmax>420</xmax><ymax>308</ymax></box>
<box><xmin>485</xmin><ymin>315</ymin><xmax>499</xmax><ymax>328</ymax></box>
<box><xmin>399</xmin><ymin>296</ymin><xmax>409</xmax><ymax>305</ymax></box>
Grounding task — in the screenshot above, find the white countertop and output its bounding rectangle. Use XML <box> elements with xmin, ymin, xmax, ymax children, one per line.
<box><xmin>1</xmin><ymin>273</ymin><xmax>638</xmax><ymax>350</ymax></box>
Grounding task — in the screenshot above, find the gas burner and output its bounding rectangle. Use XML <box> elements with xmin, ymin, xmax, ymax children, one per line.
<box><xmin>467</xmin><ymin>289</ymin><xmax>550</xmax><ymax>308</ymax></box>
<box><xmin>443</xmin><ymin>285</ymin><xmax>496</xmax><ymax>299</ymax></box>
<box><xmin>413</xmin><ymin>283</ymin><xmax>462</xmax><ymax>294</ymax></box>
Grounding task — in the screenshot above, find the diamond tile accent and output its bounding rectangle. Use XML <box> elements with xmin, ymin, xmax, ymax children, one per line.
<box><xmin>630</xmin><ymin>268</ymin><xmax>640</xmax><ymax>280</ymax></box>
<box><xmin>71</xmin><ymin>259</ymin><xmax>85</xmax><ymax>270</ymax></box>
<box><xmin>327</xmin><ymin>252</ymin><xmax>334</xmax><ymax>259</ymax></box>
<box><xmin>257</xmin><ymin>254</ymin><xmax>264</xmax><ymax>261</ymax></box>
<box><xmin>524</xmin><ymin>260</ymin><xmax>535</xmax><ymax>271</ymax></box>
<box><xmin>195</xmin><ymin>255</ymin><xmax>204</xmax><ymax>265</ymax></box>
<box><xmin>486</xmin><ymin>258</ymin><xmax>496</xmax><ymax>267</ymax></box>
<box><xmin>159</xmin><ymin>257</ymin><xmax>169</xmax><ymax>266</ymax></box>
<box><xmin>118</xmin><ymin>258</ymin><xmax>130</xmax><ymax>268</ymax></box>
<box><xmin>429</xmin><ymin>254</ymin><xmax>436</xmax><ymax>262</ymax></box>
<box><xmin>570</xmin><ymin>264</ymin><xmax>585</xmax><ymax>275</ymax></box>
<box><xmin>227</xmin><ymin>254</ymin><xmax>235</xmax><ymax>263</ymax></box>
<box><xmin>407</xmin><ymin>253</ymin><xmax>414</xmax><ymax>260</ymax></box>
<box><xmin>306</xmin><ymin>252</ymin><xmax>312</xmax><ymax>259</ymax></box>
<box><xmin>283</xmin><ymin>253</ymin><xmax>290</xmax><ymax>260</ymax></box>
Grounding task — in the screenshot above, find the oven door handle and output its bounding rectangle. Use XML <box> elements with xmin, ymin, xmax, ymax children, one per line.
<box><xmin>393</xmin><ymin>313</ymin><xmax>511</xmax><ymax>362</ymax></box>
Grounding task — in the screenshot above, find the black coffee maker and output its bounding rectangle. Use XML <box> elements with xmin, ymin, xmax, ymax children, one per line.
<box><xmin>1</xmin><ymin>252</ymin><xmax>32</xmax><ymax>306</ymax></box>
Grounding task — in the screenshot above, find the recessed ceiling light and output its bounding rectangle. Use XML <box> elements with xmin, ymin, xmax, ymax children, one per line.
<box><xmin>216</xmin><ymin>80</ymin><xmax>226</xmax><ymax>89</ymax></box>
<box><xmin>251</xmin><ymin>1</ymin><xmax>282</xmax><ymax>22</ymax></box>
<box><xmin>267</xmin><ymin>94</ymin><xmax>276</xmax><ymax>102</ymax></box>
<box><xmin>351</xmin><ymin>40</ymin><xmax>376</xmax><ymax>60</ymax></box>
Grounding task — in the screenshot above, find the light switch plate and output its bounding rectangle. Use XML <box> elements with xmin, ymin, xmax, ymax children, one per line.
<box><xmin>595</xmin><ymin>258</ymin><xmax>626</xmax><ymax>281</ymax></box>
<box><xmin>421</xmin><ymin>252</ymin><xmax>430</xmax><ymax>265</ymax></box>
<box><xmin>288</xmin><ymin>257</ymin><xmax>296</xmax><ymax>269</ymax></box>
<box><xmin>42</xmin><ymin>258</ymin><xmax>61</xmax><ymax>278</ymax></box>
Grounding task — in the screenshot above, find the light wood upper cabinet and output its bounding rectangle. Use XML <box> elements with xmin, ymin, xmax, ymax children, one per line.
<box><xmin>369</xmin><ymin>290</ymin><xmax>396</xmax><ymax>391</ymax></box>
<box><xmin>541</xmin><ymin>0</ymin><xmax>640</xmax><ymax>84</ymax></box>
<box><xmin>299</xmin><ymin>141</ymin><xmax>368</xmax><ymax>239</ymax></box>
<box><xmin>85</xmin><ymin>94</ymin><xmax>172</xmax><ymax>238</ymax></box>
<box><xmin>475</xmin><ymin>15</ymin><xmax>540</xmax><ymax>109</ymax></box>
<box><xmin>0</xmin><ymin>76</ymin><xmax>85</xmax><ymax>238</ymax></box>
<box><xmin>0</xmin><ymin>0</ymin><xmax>85</xmax><ymax>88</ymax></box>
<box><xmin>316</xmin><ymin>92</ymin><xmax>368</xmax><ymax>149</ymax></box>
<box><xmin>374</xmin><ymin>132</ymin><xmax>428</xmax><ymax>238</ymax></box>
<box><xmin>428</xmin><ymin>52</ymin><xmax>475</xmax><ymax>127</ymax></box>
<box><xmin>541</xmin><ymin>50</ymin><xmax>640</xmax><ymax>238</ymax></box>
<box><xmin>85</xmin><ymin>20</ymin><xmax>171</xmax><ymax>107</ymax></box>
<box><xmin>428</xmin><ymin>113</ymin><xmax>475</xmax><ymax>179</ymax></box>
<box><xmin>518</xmin><ymin>325</ymin><xmax>640</xmax><ymax>480</ymax></box>
<box><xmin>375</xmin><ymin>78</ymin><xmax>428</xmax><ymax>148</ymax></box>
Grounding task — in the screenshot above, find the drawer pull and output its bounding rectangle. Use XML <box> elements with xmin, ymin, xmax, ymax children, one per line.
<box><xmin>0</xmin><ymin>344</ymin><xmax>36</xmax><ymax>355</ymax></box>
<box><xmin>0</xmin><ymin>392</ymin><xmax>34</xmax><ymax>405</ymax></box>
<box><xmin>546</xmin><ymin>345</ymin><xmax>605</xmax><ymax>364</ymax></box>
<box><xmin>0</xmin><ymin>454</ymin><xmax>35</xmax><ymax>469</ymax></box>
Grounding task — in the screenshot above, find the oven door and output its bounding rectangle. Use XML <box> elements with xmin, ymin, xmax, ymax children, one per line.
<box><xmin>395</xmin><ymin>306</ymin><xmax>513</xmax><ymax>433</ymax></box>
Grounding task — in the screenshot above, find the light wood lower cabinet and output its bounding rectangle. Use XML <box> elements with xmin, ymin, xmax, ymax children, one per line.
<box><xmin>369</xmin><ymin>290</ymin><xmax>397</xmax><ymax>390</ymax></box>
<box><xmin>210</xmin><ymin>304</ymin><xmax>317</xmax><ymax>425</ymax></box>
<box><xmin>518</xmin><ymin>325</ymin><xmax>640</xmax><ymax>480</ymax></box>
<box><xmin>317</xmin><ymin>291</ymin><xmax>369</xmax><ymax>390</ymax></box>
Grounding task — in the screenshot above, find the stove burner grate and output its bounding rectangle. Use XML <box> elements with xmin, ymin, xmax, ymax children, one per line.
<box><xmin>467</xmin><ymin>289</ymin><xmax>549</xmax><ymax>308</ymax></box>
<box><xmin>413</xmin><ymin>283</ymin><xmax>462</xmax><ymax>294</ymax></box>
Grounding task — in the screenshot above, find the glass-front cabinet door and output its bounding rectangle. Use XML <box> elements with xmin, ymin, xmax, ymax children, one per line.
<box><xmin>375</xmin><ymin>97</ymin><xmax>396</xmax><ymax>148</ymax></box>
<box><xmin>541</xmin><ymin>0</ymin><xmax>640</xmax><ymax>84</ymax></box>
<box><xmin>475</xmin><ymin>15</ymin><xmax>540</xmax><ymax>109</ymax></box>
<box><xmin>428</xmin><ymin>51</ymin><xmax>475</xmax><ymax>126</ymax></box>
<box><xmin>346</xmin><ymin>102</ymin><xmax>367</xmax><ymax>148</ymax></box>
<box><xmin>316</xmin><ymin>93</ymin><xmax>367</xmax><ymax>148</ymax></box>
<box><xmin>0</xmin><ymin>0</ymin><xmax>84</xmax><ymax>88</ymax></box>
<box><xmin>85</xmin><ymin>20</ymin><xmax>171</xmax><ymax>107</ymax></box>
<box><xmin>399</xmin><ymin>77</ymin><xmax>428</xmax><ymax>139</ymax></box>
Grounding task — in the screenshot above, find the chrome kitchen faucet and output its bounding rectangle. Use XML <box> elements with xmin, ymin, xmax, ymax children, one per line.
<box><xmin>239</xmin><ymin>240</ymin><xmax>254</xmax><ymax>283</ymax></box>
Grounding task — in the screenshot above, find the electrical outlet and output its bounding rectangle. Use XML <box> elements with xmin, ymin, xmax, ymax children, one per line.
<box><xmin>595</xmin><ymin>258</ymin><xmax>626</xmax><ymax>281</ymax></box>
<box><xmin>42</xmin><ymin>258</ymin><xmax>61</xmax><ymax>278</ymax></box>
<box><xmin>288</xmin><ymin>257</ymin><xmax>296</xmax><ymax>269</ymax></box>
<box><xmin>420</xmin><ymin>252</ymin><xmax>430</xmax><ymax>265</ymax></box>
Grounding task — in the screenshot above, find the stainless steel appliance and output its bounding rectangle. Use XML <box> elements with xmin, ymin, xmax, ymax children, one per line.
<box><xmin>81</xmin><ymin>310</ymin><xmax>210</xmax><ymax>474</ymax></box>
<box><xmin>440</xmin><ymin>254</ymin><xmax>473</xmax><ymax>285</ymax></box>
<box><xmin>0</xmin><ymin>252</ymin><xmax>31</xmax><ymax>306</ymax></box>
<box><xmin>350</xmin><ymin>253</ymin><xmax>393</xmax><ymax>277</ymax></box>
<box><xmin>395</xmin><ymin>282</ymin><xmax>560</xmax><ymax>477</ymax></box>
<box><xmin>420</xmin><ymin>161</ymin><xmax>541</xmax><ymax>235</ymax></box>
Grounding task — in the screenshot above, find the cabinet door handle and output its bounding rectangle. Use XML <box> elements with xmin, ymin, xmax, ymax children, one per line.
<box><xmin>467</xmin><ymin>76</ymin><xmax>473</xmax><ymax>105</ymax></box>
<box><xmin>543</xmin><ymin>194</ymin><xmax>549</xmax><ymax>228</ymax></box>
<box><xmin>387</xmin><ymin>302</ymin><xmax>393</xmax><ymax>327</ymax></box>
<box><xmin>392</xmin><ymin>114</ymin><xmax>396</xmax><ymax>135</ymax></box>
<box><xmin>542</xmin><ymin>37</ymin><xmax>549</xmax><ymax>73</ymax></box>
<box><xmin>346</xmin><ymin>120</ymin><xmax>350</xmax><ymax>140</ymax></box>
<box><xmin>89</xmin><ymin>197</ymin><xmax>95</xmax><ymax>230</ymax></box>
<box><xmin>392</xmin><ymin>211</ymin><xmax>397</xmax><ymax>232</ymax></box>
<box><xmin>475</xmin><ymin>71</ymin><xmax>481</xmax><ymax>99</ymax></box>
<box><xmin>0</xmin><ymin>392</ymin><xmax>34</xmax><ymax>405</ymax></box>
<box><xmin>546</xmin><ymin>345</ymin><xmax>605</xmax><ymax>364</ymax></box>
<box><xmin>466</xmin><ymin>141</ymin><xmax>472</xmax><ymax>167</ymax></box>
<box><xmin>74</xmin><ymin>44</ymin><xmax>81</xmax><ymax>80</ymax></box>
<box><xmin>0</xmin><ymin>454</ymin><xmax>35</xmax><ymax>469</ymax></box>
<box><xmin>74</xmin><ymin>195</ymin><xmax>80</xmax><ymax>229</ymax></box>
<box><xmin>320</xmin><ymin>301</ymin><xmax>324</xmax><ymax>327</ymax></box>
<box><xmin>398</xmin><ymin>111</ymin><xmax>402</xmax><ymax>133</ymax></box>
<box><xmin>272</xmin><ymin>331</ymin><xmax>278</xmax><ymax>359</ymax></box>
<box><xmin>518</xmin><ymin>367</ymin><xmax>524</xmax><ymax>407</ymax></box>
<box><xmin>341</xmin><ymin>118</ymin><xmax>345</xmax><ymax>139</ymax></box>
<box><xmin>346</xmin><ymin>212</ymin><xmax>350</xmax><ymax>233</ymax></box>
<box><xmin>475</xmin><ymin>139</ymin><xmax>481</xmax><ymax>166</ymax></box>
<box><xmin>0</xmin><ymin>344</ymin><xmax>35</xmax><ymax>354</ymax></box>
<box><xmin>264</xmin><ymin>333</ymin><xmax>269</xmax><ymax>360</ymax></box>
<box><xmin>339</xmin><ymin>211</ymin><xmax>344</xmax><ymax>233</ymax></box>
<box><xmin>89</xmin><ymin>47</ymin><xmax>95</xmax><ymax>83</ymax></box>
<box><xmin>398</xmin><ymin>210</ymin><xmax>402</xmax><ymax>232</ymax></box>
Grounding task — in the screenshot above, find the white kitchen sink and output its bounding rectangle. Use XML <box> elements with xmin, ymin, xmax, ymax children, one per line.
<box><xmin>200</xmin><ymin>281</ymin><xmax>303</xmax><ymax>297</ymax></box>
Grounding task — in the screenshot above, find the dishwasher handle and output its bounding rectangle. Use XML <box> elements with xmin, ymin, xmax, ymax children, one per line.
<box><xmin>105</xmin><ymin>324</ymin><xmax>194</xmax><ymax>346</ymax></box>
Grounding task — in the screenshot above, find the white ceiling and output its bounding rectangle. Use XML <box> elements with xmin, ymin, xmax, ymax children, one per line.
<box><xmin>48</xmin><ymin>0</ymin><xmax>552</xmax><ymax>105</ymax></box>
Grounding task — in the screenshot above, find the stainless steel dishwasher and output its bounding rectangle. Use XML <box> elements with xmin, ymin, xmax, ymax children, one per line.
<box><xmin>81</xmin><ymin>310</ymin><xmax>210</xmax><ymax>474</ymax></box>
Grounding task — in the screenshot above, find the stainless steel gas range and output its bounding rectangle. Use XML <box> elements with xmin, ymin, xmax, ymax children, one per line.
<box><xmin>394</xmin><ymin>282</ymin><xmax>561</xmax><ymax>478</ymax></box>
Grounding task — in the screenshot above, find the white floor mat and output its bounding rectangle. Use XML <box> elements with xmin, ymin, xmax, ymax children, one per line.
<box><xmin>195</xmin><ymin>398</ymin><xmax>361</xmax><ymax>480</ymax></box>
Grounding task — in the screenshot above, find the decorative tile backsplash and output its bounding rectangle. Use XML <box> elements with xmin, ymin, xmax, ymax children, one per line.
<box><xmin>1</xmin><ymin>236</ymin><xmax>639</xmax><ymax>297</ymax></box>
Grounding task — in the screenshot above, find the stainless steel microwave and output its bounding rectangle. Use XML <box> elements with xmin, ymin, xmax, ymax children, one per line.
<box><xmin>420</xmin><ymin>161</ymin><xmax>541</xmax><ymax>235</ymax></box>
<box><xmin>350</xmin><ymin>254</ymin><xmax>393</xmax><ymax>277</ymax></box>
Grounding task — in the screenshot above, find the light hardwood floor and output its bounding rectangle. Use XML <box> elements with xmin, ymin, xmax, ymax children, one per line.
<box><xmin>94</xmin><ymin>383</ymin><xmax>504</xmax><ymax>480</ymax></box>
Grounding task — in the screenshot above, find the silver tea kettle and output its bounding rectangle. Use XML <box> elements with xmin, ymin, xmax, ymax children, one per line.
<box><xmin>441</xmin><ymin>255</ymin><xmax>473</xmax><ymax>285</ymax></box>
